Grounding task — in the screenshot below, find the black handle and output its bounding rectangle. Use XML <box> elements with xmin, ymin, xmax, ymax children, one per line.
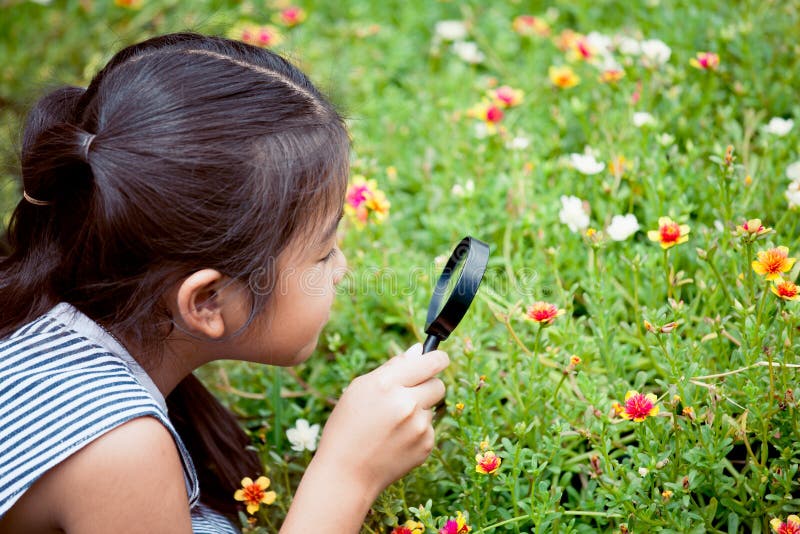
<box><xmin>422</xmin><ymin>334</ymin><xmax>441</xmax><ymax>354</ymax></box>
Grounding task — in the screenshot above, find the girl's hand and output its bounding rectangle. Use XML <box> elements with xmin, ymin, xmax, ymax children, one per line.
<box><xmin>315</xmin><ymin>343</ymin><xmax>449</xmax><ymax>498</ymax></box>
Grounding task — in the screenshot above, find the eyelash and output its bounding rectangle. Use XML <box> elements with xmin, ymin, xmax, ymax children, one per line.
<box><xmin>320</xmin><ymin>247</ymin><xmax>338</xmax><ymax>263</ymax></box>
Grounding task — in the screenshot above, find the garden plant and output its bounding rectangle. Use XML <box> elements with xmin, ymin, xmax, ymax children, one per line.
<box><xmin>2</xmin><ymin>1</ymin><xmax>800</xmax><ymax>532</ymax></box>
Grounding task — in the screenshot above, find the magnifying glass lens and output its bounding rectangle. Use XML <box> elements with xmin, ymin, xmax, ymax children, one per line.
<box><xmin>437</xmin><ymin>255</ymin><xmax>466</xmax><ymax>316</ymax></box>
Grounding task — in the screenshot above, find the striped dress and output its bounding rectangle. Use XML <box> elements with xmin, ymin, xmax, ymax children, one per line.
<box><xmin>0</xmin><ymin>303</ymin><xmax>239</xmax><ymax>533</ymax></box>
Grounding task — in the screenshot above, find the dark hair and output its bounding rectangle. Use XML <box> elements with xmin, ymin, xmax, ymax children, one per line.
<box><xmin>1</xmin><ymin>33</ymin><xmax>349</xmax><ymax>517</ymax></box>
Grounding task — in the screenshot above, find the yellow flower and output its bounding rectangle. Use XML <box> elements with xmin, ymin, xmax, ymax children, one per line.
<box><xmin>647</xmin><ymin>216</ymin><xmax>690</xmax><ymax>249</ymax></box>
<box><xmin>752</xmin><ymin>246</ymin><xmax>796</xmax><ymax>281</ymax></box>
<box><xmin>234</xmin><ymin>476</ymin><xmax>277</xmax><ymax>515</ymax></box>
<box><xmin>548</xmin><ymin>66</ymin><xmax>580</xmax><ymax>89</ymax></box>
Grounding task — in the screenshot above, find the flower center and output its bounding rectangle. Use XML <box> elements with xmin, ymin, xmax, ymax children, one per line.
<box><xmin>778</xmin><ymin>282</ymin><xmax>798</xmax><ymax>298</ymax></box>
<box><xmin>625</xmin><ymin>395</ymin><xmax>653</xmax><ymax>419</ymax></box>
<box><xmin>763</xmin><ymin>250</ymin><xmax>788</xmax><ymax>273</ymax></box>
<box><xmin>243</xmin><ymin>484</ymin><xmax>265</xmax><ymax>505</ymax></box>
<box><xmin>486</xmin><ymin>106</ymin><xmax>504</xmax><ymax>123</ymax></box>
<box><xmin>659</xmin><ymin>222</ymin><xmax>681</xmax><ymax>243</ymax></box>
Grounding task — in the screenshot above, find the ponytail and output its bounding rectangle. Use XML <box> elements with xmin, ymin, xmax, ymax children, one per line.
<box><xmin>0</xmin><ymin>86</ymin><xmax>93</xmax><ymax>337</ymax></box>
<box><xmin>167</xmin><ymin>375</ymin><xmax>263</xmax><ymax>517</ymax></box>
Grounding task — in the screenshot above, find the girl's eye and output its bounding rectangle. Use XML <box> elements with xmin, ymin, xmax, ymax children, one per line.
<box><xmin>319</xmin><ymin>247</ymin><xmax>338</xmax><ymax>263</ymax></box>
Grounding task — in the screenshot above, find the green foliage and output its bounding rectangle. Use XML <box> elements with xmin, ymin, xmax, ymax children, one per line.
<box><xmin>3</xmin><ymin>0</ymin><xmax>800</xmax><ymax>532</ymax></box>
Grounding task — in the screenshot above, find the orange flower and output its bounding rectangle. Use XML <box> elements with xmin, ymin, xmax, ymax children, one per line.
<box><xmin>599</xmin><ymin>69</ymin><xmax>625</xmax><ymax>84</ymax></box>
<box><xmin>234</xmin><ymin>476</ymin><xmax>276</xmax><ymax>515</ymax></box>
<box><xmin>647</xmin><ymin>216</ymin><xmax>690</xmax><ymax>249</ymax></box>
<box><xmin>475</xmin><ymin>450</ymin><xmax>501</xmax><ymax>475</ymax></box>
<box><xmin>512</xmin><ymin>15</ymin><xmax>550</xmax><ymax>37</ymax></box>
<box><xmin>114</xmin><ymin>0</ymin><xmax>143</xmax><ymax>8</ymax></box>
<box><xmin>549</xmin><ymin>65</ymin><xmax>580</xmax><ymax>89</ymax></box>
<box><xmin>555</xmin><ymin>29</ymin><xmax>581</xmax><ymax>52</ymax></box>
<box><xmin>771</xmin><ymin>515</ymin><xmax>800</xmax><ymax>534</ymax></box>
<box><xmin>771</xmin><ymin>279</ymin><xmax>799</xmax><ymax>301</ymax></box>
<box><xmin>620</xmin><ymin>390</ymin><xmax>659</xmax><ymax>422</ymax></box>
<box><xmin>689</xmin><ymin>51</ymin><xmax>720</xmax><ymax>70</ymax></box>
<box><xmin>525</xmin><ymin>301</ymin><xmax>564</xmax><ymax>325</ymax></box>
<box><xmin>752</xmin><ymin>246</ymin><xmax>796</xmax><ymax>281</ymax></box>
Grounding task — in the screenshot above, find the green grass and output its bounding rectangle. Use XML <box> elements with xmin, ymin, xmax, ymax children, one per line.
<box><xmin>3</xmin><ymin>0</ymin><xmax>800</xmax><ymax>532</ymax></box>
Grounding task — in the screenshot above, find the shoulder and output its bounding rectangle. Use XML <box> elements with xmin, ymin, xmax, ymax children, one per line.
<box><xmin>1</xmin><ymin>417</ymin><xmax>193</xmax><ymax>533</ymax></box>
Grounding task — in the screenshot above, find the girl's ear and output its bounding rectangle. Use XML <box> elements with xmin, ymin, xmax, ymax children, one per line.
<box><xmin>175</xmin><ymin>269</ymin><xmax>227</xmax><ymax>339</ymax></box>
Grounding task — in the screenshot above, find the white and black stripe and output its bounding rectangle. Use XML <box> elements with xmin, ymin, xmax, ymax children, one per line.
<box><xmin>0</xmin><ymin>305</ymin><xmax>239</xmax><ymax>533</ymax></box>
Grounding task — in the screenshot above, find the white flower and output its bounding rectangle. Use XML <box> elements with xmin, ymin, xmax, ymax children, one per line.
<box><xmin>434</xmin><ymin>20</ymin><xmax>468</xmax><ymax>42</ymax></box>
<box><xmin>558</xmin><ymin>195</ymin><xmax>590</xmax><ymax>233</ymax></box>
<box><xmin>286</xmin><ymin>418</ymin><xmax>320</xmax><ymax>452</ymax></box>
<box><xmin>507</xmin><ymin>136</ymin><xmax>530</xmax><ymax>150</ymax></box>
<box><xmin>713</xmin><ymin>220</ymin><xmax>725</xmax><ymax>232</ymax></box>
<box><xmin>657</xmin><ymin>133</ymin><xmax>675</xmax><ymax>146</ymax></box>
<box><xmin>786</xmin><ymin>161</ymin><xmax>800</xmax><ymax>181</ymax></box>
<box><xmin>606</xmin><ymin>214</ymin><xmax>640</xmax><ymax>241</ymax></box>
<box><xmin>569</xmin><ymin>152</ymin><xmax>605</xmax><ymax>175</ymax></box>
<box><xmin>586</xmin><ymin>32</ymin><xmax>613</xmax><ymax>56</ymax></box>
<box><xmin>640</xmin><ymin>39</ymin><xmax>671</xmax><ymax>67</ymax></box>
<box><xmin>632</xmin><ymin>111</ymin><xmax>656</xmax><ymax>128</ymax></box>
<box><xmin>451</xmin><ymin>179</ymin><xmax>474</xmax><ymax>197</ymax></box>
<box><xmin>764</xmin><ymin>117</ymin><xmax>794</xmax><ymax>136</ymax></box>
<box><xmin>786</xmin><ymin>180</ymin><xmax>800</xmax><ymax>209</ymax></box>
<box><xmin>638</xmin><ymin>467</ymin><xmax>649</xmax><ymax>477</ymax></box>
<box><xmin>616</xmin><ymin>36</ymin><xmax>641</xmax><ymax>56</ymax></box>
<box><xmin>451</xmin><ymin>41</ymin><xmax>484</xmax><ymax>64</ymax></box>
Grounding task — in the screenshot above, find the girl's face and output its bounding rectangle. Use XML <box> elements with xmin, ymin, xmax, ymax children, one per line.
<box><xmin>234</xmin><ymin>216</ymin><xmax>347</xmax><ymax>366</ymax></box>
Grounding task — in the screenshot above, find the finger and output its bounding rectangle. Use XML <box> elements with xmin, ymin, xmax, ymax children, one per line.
<box><xmin>380</xmin><ymin>348</ymin><xmax>449</xmax><ymax>387</ymax></box>
<box><xmin>408</xmin><ymin>377</ymin><xmax>446</xmax><ymax>409</ymax></box>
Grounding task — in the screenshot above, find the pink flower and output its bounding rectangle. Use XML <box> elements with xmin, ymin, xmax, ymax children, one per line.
<box><xmin>619</xmin><ymin>390</ymin><xmax>659</xmax><ymax>422</ymax></box>
<box><xmin>524</xmin><ymin>302</ymin><xmax>564</xmax><ymax>325</ymax></box>
<box><xmin>689</xmin><ymin>51</ymin><xmax>720</xmax><ymax>70</ymax></box>
<box><xmin>440</xmin><ymin>512</ymin><xmax>471</xmax><ymax>533</ymax></box>
<box><xmin>475</xmin><ymin>450</ymin><xmax>501</xmax><ymax>475</ymax></box>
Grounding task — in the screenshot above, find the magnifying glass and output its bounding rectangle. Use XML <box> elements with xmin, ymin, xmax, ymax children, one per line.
<box><xmin>422</xmin><ymin>236</ymin><xmax>491</xmax><ymax>354</ymax></box>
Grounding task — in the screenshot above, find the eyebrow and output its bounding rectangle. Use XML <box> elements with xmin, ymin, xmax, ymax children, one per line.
<box><xmin>319</xmin><ymin>211</ymin><xmax>343</xmax><ymax>246</ymax></box>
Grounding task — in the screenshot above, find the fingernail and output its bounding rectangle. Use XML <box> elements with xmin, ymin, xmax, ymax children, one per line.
<box><xmin>406</xmin><ymin>343</ymin><xmax>423</xmax><ymax>356</ymax></box>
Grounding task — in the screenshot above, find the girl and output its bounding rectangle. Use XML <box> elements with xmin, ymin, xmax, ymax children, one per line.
<box><xmin>0</xmin><ymin>33</ymin><xmax>449</xmax><ymax>533</ymax></box>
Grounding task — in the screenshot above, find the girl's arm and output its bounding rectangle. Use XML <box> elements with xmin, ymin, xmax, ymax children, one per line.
<box><xmin>0</xmin><ymin>417</ymin><xmax>193</xmax><ymax>534</ymax></box>
<box><xmin>280</xmin><ymin>345</ymin><xmax>449</xmax><ymax>533</ymax></box>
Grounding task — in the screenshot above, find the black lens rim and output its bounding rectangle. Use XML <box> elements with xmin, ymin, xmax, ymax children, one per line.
<box><xmin>424</xmin><ymin>236</ymin><xmax>490</xmax><ymax>341</ymax></box>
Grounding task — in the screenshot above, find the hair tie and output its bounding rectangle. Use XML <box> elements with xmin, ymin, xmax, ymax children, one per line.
<box><xmin>81</xmin><ymin>133</ymin><xmax>97</xmax><ymax>161</ymax></box>
<box><xmin>23</xmin><ymin>190</ymin><xmax>52</xmax><ymax>206</ymax></box>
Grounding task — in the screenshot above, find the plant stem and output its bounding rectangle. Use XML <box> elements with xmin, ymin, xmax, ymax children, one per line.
<box><xmin>664</xmin><ymin>248</ymin><xmax>673</xmax><ymax>300</ymax></box>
